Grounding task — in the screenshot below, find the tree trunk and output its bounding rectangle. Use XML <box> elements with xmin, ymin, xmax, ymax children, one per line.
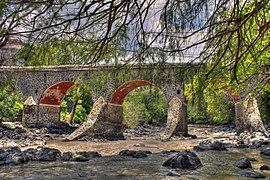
<box><xmin>67</xmin><ymin>98</ymin><xmax>79</xmax><ymax>125</ymax></box>
<box><xmin>235</xmin><ymin>94</ymin><xmax>267</xmax><ymax>135</ymax></box>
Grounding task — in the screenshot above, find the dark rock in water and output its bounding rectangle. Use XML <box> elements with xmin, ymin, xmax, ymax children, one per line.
<box><xmin>250</xmin><ymin>141</ymin><xmax>270</xmax><ymax>149</ymax></box>
<box><xmin>247</xmin><ymin>158</ymin><xmax>257</xmax><ymax>162</ymax></box>
<box><xmin>237</xmin><ymin>169</ymin><xmax>266</xmax><ymax>179</ymax></box>
<box><xmin>5</xmin><ymin>152</ymin><xmax>29</xmax><ymax>165</ymax></box>
<box><xmin>14</xmin><ymin>128</ymin><xmax>26</xmax><ymax>134</ymax></box>
<box><xmin>48</xmin><ymin>128</ymin><xmax>64</xmax><ymax>134</ymax></box>
<box><xmin>132</xmin><ymin>151</ymin><xmax>148</xmax><ymax>158</ymax></box>
<box><xmin>119</xmin><ymin>150</ymin><xmax>151</xmax><ymax>158</ymax></box>
<box><xmin>193</xmin><ymin>146</ymin><xmax>204</xmax><ymax>152</ymax></box>
<box><xmin>166</xmin><ymin>171</ymin><xmax>181</xmax><ymax>177</ymax></box>
<box><xmin>71</xmin><ymin>154</ymin><xmax>90</xmax><ymax>161</ymax></box>
<box><xmin>260</xmin><ymin>147</ymin><xmax>270</xmax><ymax>156</ymax></box>
<box><xmin>119</xmin><ymin>150</ymin><xmax>136</xmax><ymax>157</ymax></box>
<box><xmin>72</xmin><ymin>152</ymin><xmax>102</xmax><ymax>161</ymax></box>
<box><xmin>0</xmin><ymin>147</ymin><xmax>29</xmax><ymax>166</ymax></box>
<box><xmin>182</xmin><ymin>134</ymin><xmax>197</xmax><ymax>139</ymax></box>
<box><xmin>0</xmin><ymin>150</ymin><xmax>8</xmax><ymax>161</ymax></box>
<box><xmin>37</xmin><ymin>147</ymin><xmax>61</xmax><ymax>161</ymax></box>
<box><xmin>162</xmin><ymin>150</ymin><xmax>202</xmax><ymax>170</ymax></box>
<box><xmin>260</xmin><ymin>165</ymin><xmax>270</xmax><ymax>170</ymax></box>
<box><xmin>61</xmin><ymin>151</ymin><xmax>101</xmax><ymax>161</ymax></box>
<box><xmin>23</xmin><ymin>148</ymin><xmax>39</xmax><ymax>161</ymax></box>
<box><xmin>234</xmin><ymin>158</ymin><xmax>252</xmax><ymax>169</ymax></box>
<box><xmin>194</xmin><ymin>139</ymin><xmax>227</xmax><ymax>151</ymax></box>
<box><xmin>4</xmin><ymin>147</ymin><xmax>21</xmax><ymax>154</ymax></box>
<box><xmin>236</xmin><ymin>144</ymin><xmax>249</xmax><ymax>148</ymax></box>
<box><xmin>161</xmin><ymin>151</ymin><xmax>171</xmax><ymax>155</ymax></box>
<box><xmin>61</xmin><ymin>152</ymin><xmax>73</xmax><ymax>161</ymax></box>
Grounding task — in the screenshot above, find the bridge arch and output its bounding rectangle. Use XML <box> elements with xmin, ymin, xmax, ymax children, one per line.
<box><xmin>39</xmin><ymin>81</ymin><xmax>75</xmax><ymax>106</ymax></box>
<box><xmin>109</xmin><ymin>80</ymin><xmax>157</xmax><ymax>105</ymax></box>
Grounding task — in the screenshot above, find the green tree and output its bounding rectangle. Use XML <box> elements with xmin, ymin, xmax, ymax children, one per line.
<box><xmin>195</xmin><ymin>0</ymin><xmax>270</xmax><ymax>133</ymax></box>
<box><xmin>60</xmin><ymin>80</ymin><xmax>93</xmax><ymax>124</ymax></box>
<box><xmin>123</xmin><ymin>86</ymin><xmax>167</xmax><ymax>128</ymax></box>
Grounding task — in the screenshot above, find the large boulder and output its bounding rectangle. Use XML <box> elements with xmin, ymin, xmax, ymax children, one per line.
<box><xmin>162</xmin><ymin>150</ymin><xmax>202</xmax><ymax>170</ymax></box>
<box><xmin>234</xmin><ymin>158</ymin><xmax>252</xmax><ymax>169</ymax></box>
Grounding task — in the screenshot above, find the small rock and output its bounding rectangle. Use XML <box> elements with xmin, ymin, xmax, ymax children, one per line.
<box><xmin>23</xmin><ymin>148</ymin><xmax>39</xmax><ymax>161</ymax></box>
<box><xmin>119</xmin><ymin>150</ymin><xmax>150</xmax><ymax>158</ymax></box>
<box><xmin>35</xmin><ymin>129</ymin><xmax>40</xmax><ymax>134</ymax></box>
<box><xmin>234</xmin><ymin>158</ymin><xmax>252</xmax><ymax>169</ymax></box>
<box><xmin>61</xmin><ymin>151</ymin><xmax>101</xmax><ymax>161</ymax></box>
<box><xmin>166</xmin><ymin>171</ymin><xmax>181</xmax><ymax>177</ymax></box>
<box><xmin>0</xmin><ymin>132</ymin><xmax>4</xmax><ymax>139</ymax></box>
<box><xmin>37</xmin><ymin>147</ymin><xmax>61</xmax><ymax>161</ymax></box>
<box><xmin>260</xmin><ymin>165</ymin><xmax>270</xmax><ymax>170</ymax></box>
<box><xmin>194</xmin><ymin>139</ymin><xmax>227</xmax><ymax>151</ymax></box>
<box><xmin>132</xmin><ymin>151</ymin><xmax>148</xmax><ymax>158</ymax></box>
<box><xmin>247</xmin><ymin>158</ymin><xmax>257</xmax><ymax>162</ymax></box>
<box><xmin>40</xmin><ymin>128</ymin><xmax>49</xmax><ymax>134</ymax></box>
<box><xmin>237</xmin><ymin>169</ymin><xmax>266</xmax><ymax>179</ymax></box>
<box><xmin>14</xmin><ymin>128</ymin><xmax>26</xmax><ymax>134</ymax></box>
<box><xmin>61</xmin><ymin>152</ymin><xmax>73</xmax><ymax>161</ymax></box>
<box><xmin>119</xmin><ymin>150</ymin><xmax>136</xmax><ymax>157</ymax></box>
<box><xmin>161</xmin><ymin>151</ymin><xmax>171</xmax><ymax>155</ymax></box>
<box><xmin>260</xmin><ymin>147</ymin><xmax>270</xmax><ymax>156</ymax></box>
<box><xmin>5</xmin><ymin>152</ymin><xmax>29</xmax><ymax>165</ymax></box>
<box><xmin>49</xmin><ymin>128</ymin><xmax>64</xmax><ymax>134</ymax></box>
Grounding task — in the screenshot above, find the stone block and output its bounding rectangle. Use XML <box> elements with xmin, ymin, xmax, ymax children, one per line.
<box><xmin>22</xmin><ymin>96</ymin><xmax>38</xmax><ymax>127</ymax></box>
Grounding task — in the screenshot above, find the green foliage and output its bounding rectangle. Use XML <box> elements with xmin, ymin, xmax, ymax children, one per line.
<box><xmin>186</xmin><ymin>75</ymin><xmax>235</xmax><ymax>124</ymax></box>
<box><xmin>60</xmin><ymin>81</ymin><xmax>93</xmax><ymax>124</ymax></box>
<box><xmin>258</xmin><ymin>92</ymin><xmax>270</xmax><ymax>125</ymax></box>
<box><xmin>0</xmin><ymin>81</ymin><xmax>23</xmax><ymax>122</ymax></box>
<box><xmin>123</xmin><ymin>86</ymin><xmax>167</xmax><ymax>128</ymax></box>
<box><xmin>187</xmin><ymin>1</ymin><xmax>269</xmax><ymax>125</ymax></box>
<box><xmin>17</xmin><ymin>38</ymin><xmax>119</xmax><ymax>66</ymax></box>
<box><xmin>205</xmin><ymin>92</ymin><xmax>235</xmax><ymax>124</ymax></box>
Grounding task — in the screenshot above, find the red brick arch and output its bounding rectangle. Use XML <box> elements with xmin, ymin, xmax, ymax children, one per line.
<box><xmin>109</xmin><ymin>80</ymin><xmax>156</xmax><ymax>105</ymax></box>
<box><xmin>40</xmin><ymin>81</ymin><xmax>75</xmax><ymax>106</ymax></box>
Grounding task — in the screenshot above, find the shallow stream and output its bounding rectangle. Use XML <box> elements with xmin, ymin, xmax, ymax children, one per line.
<box><xmin>1</xmin><ymin>148</ymin><xmax>270</xmax><ymax>180</ymax></box>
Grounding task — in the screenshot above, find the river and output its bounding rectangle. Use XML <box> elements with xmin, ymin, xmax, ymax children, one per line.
<box><xmin>1</xmin><ymin>125</ymin><xmax>270</xmax><ymax>179</ymax></box>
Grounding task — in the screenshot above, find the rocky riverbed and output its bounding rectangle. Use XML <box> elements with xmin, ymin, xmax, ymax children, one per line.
<box><xmin>1</xmin><ymin>123</ymin><xmax>270</xmax><ymax>179</ymax></box>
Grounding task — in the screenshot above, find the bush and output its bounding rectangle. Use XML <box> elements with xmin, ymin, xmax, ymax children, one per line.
<box><xmin>0</xmin><ymin>81</ymin><xmax>23</xmax><ymax>122</ymax></box>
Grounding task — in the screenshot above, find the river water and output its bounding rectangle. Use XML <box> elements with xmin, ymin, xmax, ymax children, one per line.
<box><xmin>1</xmin><ymin>125</ymin><xmax>270</xmax><ymax>179</ymax></box>
<box><xmin>1</xmin><ymin>148</ymin><xmax>270</xmax><ymax>179</ymax></box>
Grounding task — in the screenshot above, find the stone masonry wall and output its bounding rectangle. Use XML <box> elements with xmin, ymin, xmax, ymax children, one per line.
<box><xmin>67</xmin><ymin>97</ymin><xmax>124</xmax><ymax>140</ymax></box>
<box><xmin>161</xmin><ymin>96</ymin><xmax>187</xmax><ymax>140</ymax></box>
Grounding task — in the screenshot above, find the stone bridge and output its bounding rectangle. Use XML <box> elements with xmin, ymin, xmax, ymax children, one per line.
<box><xmin>0</xmin><ymin>64</ymin><xmax>196</xmax><ymax>140</ymax></box>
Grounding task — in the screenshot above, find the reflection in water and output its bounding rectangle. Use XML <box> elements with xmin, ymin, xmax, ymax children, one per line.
<box><xmin>1</xmin><ymin>148</ymin><xmax>270</xmax><ymax>180</ymax></box>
